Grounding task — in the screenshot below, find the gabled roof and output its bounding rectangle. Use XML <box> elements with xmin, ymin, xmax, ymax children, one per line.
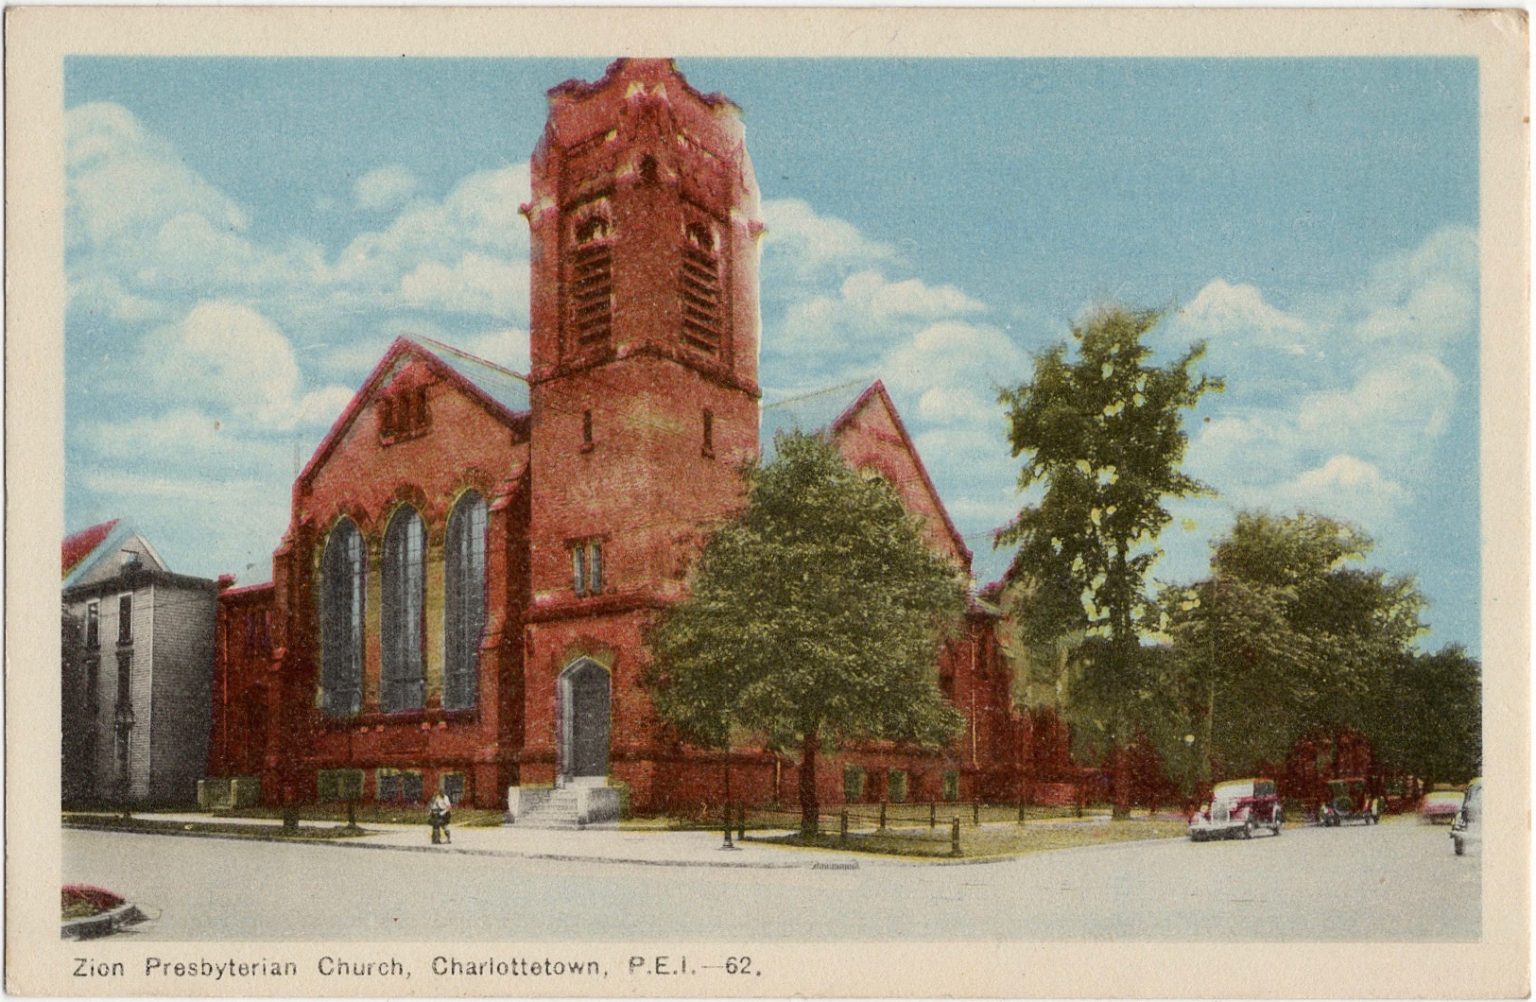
<box><xmin>62</xmin><ymin>519</ymin><xmax>118</xmax><ymax>578</ymax></box>
<box><xmin>415</xmin><ymin>336</ymin><xmax>530</xmax><ymax>416</ymax></box>
<box><xmin>761</xmin><ymin>379</ymin><xmax>972</xmax><ymax>567</ymax></box>
<box><xmin>759</xmin><ymin>380</ymin><xmax>870</xmax><ymax>461</ymax></box>
<box><xmin>298</xmin><ymin>337</ymin><xmax>529</xmax><ymax>488</ymax></box>
<box><xmin>62</xmin><ymin>520</ymin><xmax>170</xmax><ymax>591</ymax></box>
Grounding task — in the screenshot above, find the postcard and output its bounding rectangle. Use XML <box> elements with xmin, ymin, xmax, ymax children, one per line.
<box><xmin>6</xmin><ymin>7</ymin><xmax>1529</xmax><ymax>998</ymax></box>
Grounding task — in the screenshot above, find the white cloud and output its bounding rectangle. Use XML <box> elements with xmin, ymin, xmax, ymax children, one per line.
<box><xmin>295</xmin><ymin>386</ymin><xmax>359</xmax><ymax>428</ymax></box>
<box><xmin>144</xmin><ymin>300</ymin><xmax>353</xmax><ymax>431</ymax></box>
<box><xmin>1354</xmin><ymin>278</ymin><xmax>1475</xmax><ymax>344</ymax></box>
<box><xmin>354</xmin><ymin>166</ymin><xmax>419</xmax><ymax>212</ymax></box>
<box><xmin>333</xmin><ymin>164</ymin><xmax>531</xmax><ymax>294</ymax></box>
<box><xmin>780</xmin><ymin>272</ymin><xmax>987</xmax><ymax>362</ymax></box>
<box><xmin>761</xmin><ymin>197</ymin><xmax>900</xmax><ymax>280</ymax></box>
<box><xmin>1177</xmin><ymin>224</ymin><xmax>1475</xmax><ymax>549</ymax></box>
<box><xmin>882</xmin><ymin>320</ymin><xmax>1024</xmax><ymax>411</ymax></box>
<box><xmin>1297</xmin><ymin>353</ymin><xmax>1458</xmax><ymax>460</ymax></box>
<box><xmin>398</xmin><ymin>251</ymin><xmax>526</xmax><ymax>318</ymax></box>
<box><xmin>1359</xmin><ymin>224</ymin><xmax>1477</xmax><ymax>309</ymax></box>
<box><xmin>1269</xmin><ymin>454</ymin><xmax>1408</xmax><ymax>529</ymax></box>
<box><xmin>1178</xmin><ymin>278</ymin><xmax>1311</xmax><ymax>339</ymax></box>
<box><xmin>68</xmin><ymin>273</ymin><xmax>171</xmax><ymax>325</ymax></box>
<box><xmin>78</xmin><ymin>466</ymin><xmax>269</xmax><ymax>506</ymax></box>
<box><xmin>67</xmin><ymin>102</ymin><xmax>250</xmax><ymax>251</ymax></box>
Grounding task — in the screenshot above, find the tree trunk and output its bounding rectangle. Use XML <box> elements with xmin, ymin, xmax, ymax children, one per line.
<box><xmin>799</xmin><ymin>729</ymin><xmax>820</xmax><ymax>835</ymax></box>
<box><xmin>1109</xmin><ymin>545</ymin><xmax>1135</xmax><ymax>820</ymax></box>
<box><xmin>1111</xmin><ymin>741</ymin><xmax>1132</xmax><ymax>819</ymax></box>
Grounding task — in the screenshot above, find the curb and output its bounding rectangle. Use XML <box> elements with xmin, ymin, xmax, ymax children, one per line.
<box><xmin>62</xmin><ymin>823</ymin><xmax>843</xmax><ymax>871</ymax></box>
<box><xmin>61</xmin><ymin>902</ymin><xmax>146</xmax><ymax>940</ymax></box>
<box><xmin>64</xmin><ymin>820</ymin><xmax>1185</xmax><ymax>869</ymax></box>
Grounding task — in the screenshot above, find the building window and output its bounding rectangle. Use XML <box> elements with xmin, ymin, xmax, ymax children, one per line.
<box><xmin>843</xmin><ymin>764</ymin><xmax>866</xmax><ymax>803</ymax></box>
<box><xmin>117</xmin><ymin>594</ymin><xmax>133</xmax><ymax>645</ymax></box>
<box><xmin>115</xmin><ymin>651</ymin><xmax>132</xmax><ymax>710</ymax></box>
<box><xmin>888</xmin><ymin>769</ymin><xmax>909</xmax><ymax>804</ymax></box>
<box><xmin>571</xmin><ymin>540</ymin><xmax>604</xmax><ymax>597</ymax></box>
<box><xmin>444</xmin><ymin>493</ymin><xmax>487</xmax><ymax>711</ymax></box>
<box><xmin>319</xmin><ymin>519</ymin><xmax>364</xmax><ymax>716</ymax></box>
<box><xmin>441</xmin><ymin>772</ymin><xmax>466</xmax><ymax>805</ymax></box>
<box><xmin>377</xmin><ymin>768</ymin><xmax>424</xmax><ymax>804</ymax></box>
<box><xmin>942</xmin><ymin>770</ymin><xmax>960</xmax><ymax>802</ymax></box>
<box><xmin>317</xmin><ymin>768</ymin><xmax>364</xmax><ymax>803</ymax></box>
<box><xmin>85</xmin><ymin>603</ymin><xmax>99</xmax><ymax>650</ymax></box>
<box><xmin>581</xmin><ymin>409</ymin><xmax>593</xmax><ymax>450</ymax></box>
<box><xmin>379</xmin><ymin>385</ymin><xmax>430</xmax><ymax>442</ymax></box>
<box><xmin>702</xmin><ymin>409</ymin><xmax>714</xmax><ymax>457</ymax></box>
<box><xmin>382</xmin><ymin>507</ymin><xmax>426</xmax><ymax>713</ymax></box>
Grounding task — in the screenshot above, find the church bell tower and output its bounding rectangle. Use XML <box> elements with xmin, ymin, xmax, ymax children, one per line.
<box><xmin>519</xmin><ymin>59</ymin><xmax>763</xmax><ymax>790</ymax></box>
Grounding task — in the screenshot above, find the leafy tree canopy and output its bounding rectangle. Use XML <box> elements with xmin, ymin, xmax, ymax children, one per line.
<box><xmin>1369</xmin><ymin>645</ymin><xmax>1481</xmax><ymax>788</ymax></box>
<box><xmin>1160</xmin><ymin>510</ymin><xmax>1431</xmax><ymax>781</ymax></box>
<box><xmin>647</xmin><ymin>431</ymin><xmax>966</xmax><ymax>830</ymax></box>
<box><xmin>998</xmin><ymin>304</ymin><xmax>1222</xmax><ymax>647</ymax></box>
<box><xmin>996</xmin><ymin>304</ymin><xmax>1220</xmax><ymax>812</ymax></box>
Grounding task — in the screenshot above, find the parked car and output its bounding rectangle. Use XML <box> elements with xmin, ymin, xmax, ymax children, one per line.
<box><xmin>1319</xmin><ymin>777</ymin><xmax>1381</xmax><ymax>826</ymax></box>
<box><xmin>1188</xmin><ymin>778</ymin><xmax>1283</xmax><ymax>841</ymax></box>
<box><xmin>1419</xmin><ymin>789</ymin><xmax>1465</xmax><ymax>824</ymax></box>
<box><xmin>1450</xmin><ymin>777</ymin><xmax>1481</xmax><ymax>856</ymax></box>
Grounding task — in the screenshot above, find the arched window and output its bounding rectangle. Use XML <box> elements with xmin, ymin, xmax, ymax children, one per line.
<box><xmin>319</xmin><ymin>519</ymin><xmax>364</xmax><ymax>715</ymax></box>
<box><xmin>444</xmin><ymin>492</ymin><xmax>487</xmax><ymax>710</ymax></box>
<box><xmin>382</xmin><ymin>507</ymin><xmax>426</xmax><ymax>712</ymax></box>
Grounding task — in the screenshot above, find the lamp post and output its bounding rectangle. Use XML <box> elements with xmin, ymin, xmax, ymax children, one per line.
<box><xmin>719</xmin><ymin>741</ymin><xmax>738</xmax><ymax>851</ymax></box>
<box><xmin>114</xmin><ymin>703</ymin><xmax>136</xmax><ymax>818</ymax></box>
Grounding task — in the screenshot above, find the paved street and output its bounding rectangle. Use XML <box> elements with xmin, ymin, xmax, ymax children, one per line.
<box><xmin>64</xmin><ymin>817</ymin><xmax>1477</xmax><ymax>942</ymax></box>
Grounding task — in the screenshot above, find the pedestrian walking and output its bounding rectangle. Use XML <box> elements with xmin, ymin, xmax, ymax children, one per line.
<box><xmin>428</xmin><ymin>789</ymin><xmax>452</xmax><ymax>844</ymax></box>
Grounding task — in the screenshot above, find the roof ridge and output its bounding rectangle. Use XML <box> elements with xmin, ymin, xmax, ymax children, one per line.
<box><xmin>412</xmin><ymin>335</ymin><xmax>528</xmax><ymax>382</ymax></box>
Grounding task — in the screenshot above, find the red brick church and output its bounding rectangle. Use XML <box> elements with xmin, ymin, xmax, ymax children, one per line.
<box><xmin>207</xmin><ymin>58</ymin><xmax>1072</xmax><ymax>815</ymax></box>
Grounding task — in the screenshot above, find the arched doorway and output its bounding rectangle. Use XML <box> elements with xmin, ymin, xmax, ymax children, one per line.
<box><xmin>558</xmin><ymin>659</ymin><xmax>610</xmax><ymax>786</ymax></box>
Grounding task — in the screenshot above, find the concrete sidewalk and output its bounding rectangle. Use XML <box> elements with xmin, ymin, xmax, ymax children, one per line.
<box><xmin>87</xmin><ymin>812</ymin><xmax>875</xmax><ymax>870</ymax></box>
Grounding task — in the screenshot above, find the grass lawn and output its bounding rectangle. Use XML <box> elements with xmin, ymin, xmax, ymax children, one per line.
<box><xmin>754</xmin><ymin>817</ymin><xmax>1189</xmax><ymax>859</ymax></box>
<box><xmin>621</xmin><ymin>803</ymin><xmax>1108</xmax><ymax>832</ymax></box>
<box><xmin>62</xmin><ymin>812</ymin><xmax>374</xmax><ymax>841</ymax></box>
<box><xmin>186</xmin><ymin>804</ymin><xmax>508</xmax><ymax>827</ymax></box>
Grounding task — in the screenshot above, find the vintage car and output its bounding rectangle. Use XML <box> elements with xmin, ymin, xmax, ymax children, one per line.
<box><xmin>1419</xmin><ymin>789</ymin><xmax>1465</xmax><ymax>824</ymax></box>
<box><xmin>1188</xmin><ymin>778</ymin><xmax>1283</xmax><ymax>841</ymax></box>
<box><xmin>1450</xmin><ymin>777</ymin><xmax>1481</xmax><ymax>856</ymax></box>
<box><xmin>1319</xmin><ymin>777</ymin><xmax>1382</xmax><ymax>826</ymax></box>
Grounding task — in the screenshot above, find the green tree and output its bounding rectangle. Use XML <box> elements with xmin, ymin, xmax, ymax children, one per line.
<box><xmin>1162</xmin><ymin>511</ymin><xmax>1428</xmax><ymax>782</ymax></box>
<box><xmin>997</xmin><ymin>304</ymin><xmax>1221</xmax><ymax>813</ymax></box>
<box><xmin>646</xmin><ymin>431</ymin><xmax>966</xmax><ymax>834</ymax></box>
<box><xmin>1371</xmin><ymin>645</ymin><xmax>1481</xmax><ymax>788</ymax></box>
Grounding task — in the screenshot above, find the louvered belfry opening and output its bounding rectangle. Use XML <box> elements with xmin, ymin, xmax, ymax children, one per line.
<box><xmin>679</xmin><ymin>214</ymin><xmax>723</xmax><ymax>354</ymax></box>
<box><xmin>568</xmin><ymin>201</ymin><xmax>614</xmax><ymax>349</ymax></box>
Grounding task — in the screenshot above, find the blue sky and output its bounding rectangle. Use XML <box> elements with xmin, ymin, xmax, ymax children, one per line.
<box><xmin>63</xmin><ymin>56</ymin><xmax>1480</xmax><ymax>653</ymax></box>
